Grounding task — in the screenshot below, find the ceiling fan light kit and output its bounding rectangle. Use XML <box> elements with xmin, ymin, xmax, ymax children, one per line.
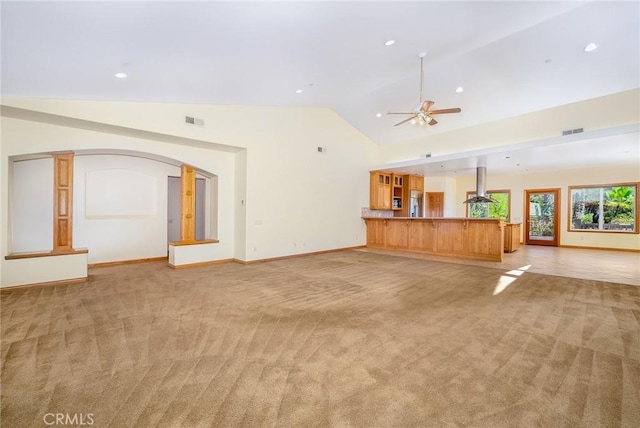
<box><xmin>388</xmin><ymin>53</ymin><xmax>461</xmax><ymax>127</ymax></box>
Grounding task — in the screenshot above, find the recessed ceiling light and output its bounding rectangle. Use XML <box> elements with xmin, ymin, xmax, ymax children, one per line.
<box><xmin>584</xmin><ymin>42</ymin><xmax>598</xmax><ymax>52</ymax></box>
<box><xmin>114</xmin><ymin>72</ymin><xmax>128</xmax><ymax>79</ymax></box>
<box><xmin>376</xmin><ymin>113</ymin><xmax>382</xmax><ymax>118</ymax></box>
<box><xmin>455</xmin><ymin>86</ymin><xmax>464</xmax><ymax>93</ymax></box>
<box><xmin>505</xmin><ymin>156</ymin><xmax>511</xmax><ymax>159</ymax></box>
<box><xmin>545</xmin><ymin>59</ymin><xmax>552</xmax><ymax>64</ymax></box>
<box><xmin>384</xmin><ymin>40</ymin><xmax>396</xmax><ymax>46</ymax></box>
<box><xmin>295</xmin><ymin>89</ymin><xmax>303</xmax><ymax>94</ymax></box>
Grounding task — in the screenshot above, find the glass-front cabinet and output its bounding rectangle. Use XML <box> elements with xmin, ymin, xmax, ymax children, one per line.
<box><xmin>370</xmin><ymin>171</ymin><xmax>391</xmax><ymax>209</ymax></box>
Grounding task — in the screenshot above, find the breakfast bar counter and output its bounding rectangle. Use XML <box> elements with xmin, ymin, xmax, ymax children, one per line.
<box><xmin>363</xmin><ymin>217</ymin><xmax>504</xmax><ymax>262</ymax></box>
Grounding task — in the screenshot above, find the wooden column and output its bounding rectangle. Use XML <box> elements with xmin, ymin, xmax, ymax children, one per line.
<box><xmin>52</xmin><ymin>153</ymin><xmax>74</xmax><ymax>252</ymax></box>
<box><xmin>180</xmin><ymin>164</ymin><xmax>196</xmax><ymax>242</ymax></box>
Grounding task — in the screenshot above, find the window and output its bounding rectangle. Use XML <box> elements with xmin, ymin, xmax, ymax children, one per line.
<box><xmin>466</xmin><ymin>190</ymin><xmax>510</xmax><ymax>221</ymax></box>
<box><xmin>569</xmin><ymin>183</ymin><xmax>637</xmax><ymax>233</ymax></box>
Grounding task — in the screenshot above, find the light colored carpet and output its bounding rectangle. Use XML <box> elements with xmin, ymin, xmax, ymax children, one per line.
<box><xmin>1</xmin><ymin>250</ymin><xmax>639</xmax><ymax>427</ymax></box>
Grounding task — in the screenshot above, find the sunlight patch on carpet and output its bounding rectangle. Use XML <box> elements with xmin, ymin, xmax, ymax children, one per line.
<box><xmin>493</xmin><ymin>265</ymin><xmax>531</xmax><ymax>295</ymax></box>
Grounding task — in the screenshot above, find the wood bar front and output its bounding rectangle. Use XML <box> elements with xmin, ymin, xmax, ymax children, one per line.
<box><xmin>364</xmin><ymin>217</ymin><xmax>504</xmax><ymax>262</ymax></box>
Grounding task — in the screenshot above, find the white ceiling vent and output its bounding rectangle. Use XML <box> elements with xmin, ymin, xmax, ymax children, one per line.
<box><xmin>185</xmin><ymin>116</ymin><xmax>205</xmax><ymax>126</ymax></box>
<box><xmin>562</xmin><ymin>128</ymin><xmax>583</xmax><ymax>136</ymax></box>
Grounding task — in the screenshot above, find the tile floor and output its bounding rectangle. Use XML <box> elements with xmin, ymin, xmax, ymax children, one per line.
<box><xmin>360</xmin><ymin>244</ymin><xmax>640</xmax><ymax>286</ymax></box>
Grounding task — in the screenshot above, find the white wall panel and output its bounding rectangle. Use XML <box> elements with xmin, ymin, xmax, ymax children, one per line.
<box><xmin>3</xmin><ymin>253</ymin><xmax>87</xmax><ymax>287</ymax></box>
<box><xmin>74</xmin><ymin>155</ymin><xmax>180</xmax><ymax>264</ymax></box>
<box><xmin>85</xmin><ymin>169</ymin><xmax>157</xmax><ymax>217</ymax></box>
<box><xmin>10</xmin><ymin>158</ymin><xmax>53</xmax><ymax>252</ymax></box>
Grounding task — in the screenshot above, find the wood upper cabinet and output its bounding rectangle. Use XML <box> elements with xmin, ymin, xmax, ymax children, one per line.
<box><xmin>391</xmin><ymin>174</ymin><xmax>403</xmax><ymax>210</ymax></box>
<box><xmin>370</xmin><ymin>171</ymin><xmax>391</xmax><ymax>209</ymax></box>
<box><xmin>409</xmin><ymin>175</ymin><xmax>424</xmax><ymax>192</ymax></box>
<box><xmin>395</xmin><ymin>174</ymin><xmax>424</xmax><ymax>217</ymax></box>
<box><xmin>370</xmin><ymin>172</ymin><xmax>422</xmax><ymax>211</ymax></box>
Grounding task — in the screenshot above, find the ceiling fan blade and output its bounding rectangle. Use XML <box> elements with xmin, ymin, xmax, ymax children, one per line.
<box><xmin>387</xmin><ymin>112</ymin><xmax>415</xmax><ymax>115</ymax></box>
<box><xmin>428</xmin><ymin>117</ymin><xmax>438</xmax><ymax>126</ymax></box>
<box><xmin>420</xmin><ymin>100</ymin><xmax>435</xmax><ymax>112</ymax></box>
<box><xmin>393</xmin><ymin>116</ymin><xmax>416</xmax><ymax>127</ymax></box>
<box><xmin>430</xmin><ymin>108</ymin><xmax>461</xmax><ymax>114</ymax></box>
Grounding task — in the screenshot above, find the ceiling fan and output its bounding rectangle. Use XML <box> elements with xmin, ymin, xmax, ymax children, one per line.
<box><xmin>388</xmin><ymin>52</ymin><xmax>461</xmax><ymax>127</ymax></box>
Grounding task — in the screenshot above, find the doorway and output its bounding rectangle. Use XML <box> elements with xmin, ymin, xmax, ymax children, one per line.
<box><xmin>525</xmin><ymin>188</ymin><xmax>560</xmax><ymax>246</ymax></box>
<box><xmin>425</xmin><ymin>192</ymin><xmax>444</xmax><ymax>217</ymax></box>
<box><xmin>168</xmin><ymin>176</ymin><xmax>206</xmax><ymax>243</ymax></box>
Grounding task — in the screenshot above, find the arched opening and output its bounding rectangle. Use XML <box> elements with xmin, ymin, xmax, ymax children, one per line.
<box><xmin>8</xmin><ymin>149</ymin><xmax>219</xmax><ymax>265</ymax></box>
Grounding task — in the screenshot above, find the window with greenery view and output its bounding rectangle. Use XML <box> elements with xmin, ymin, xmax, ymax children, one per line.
<box><xmin>569</xmin><ymin>184</ymin><xmax>637</xmax><ymax>233</ymax></box>
<box><xmin>466</xmin><ymin>190</ymin><xmax>510</xmax><ymax>221</ymax></box>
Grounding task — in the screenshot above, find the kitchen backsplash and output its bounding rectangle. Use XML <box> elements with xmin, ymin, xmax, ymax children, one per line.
<box><xmin>361</xmin><ymin>207</ymin><xmax>394</xmax><ymax>218</ymax></box>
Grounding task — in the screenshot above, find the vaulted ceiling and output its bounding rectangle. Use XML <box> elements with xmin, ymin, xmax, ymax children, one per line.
<box><xmin>1</xmin><ymin>1</ymin><xmax>639</xmax><ymax>174</ymax></box>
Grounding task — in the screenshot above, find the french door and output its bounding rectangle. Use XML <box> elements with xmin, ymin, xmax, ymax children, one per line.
<box><xmin>525</xmin><ymin>188</ymin><xmax>560</xmax><ymax>246</ymax></box>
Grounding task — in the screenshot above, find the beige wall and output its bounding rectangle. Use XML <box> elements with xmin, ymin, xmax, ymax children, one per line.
<box><xmin>379</xmin><ymin>89</ymin><xmax>640</xmax><ymax>165</ymax></box>
<box><xmin>452</xmin><ymin>165</ymin><xmax>640</xmax><ymax>250</ymax></box>
<box><xmin>1</xmin><ymin>99</ymin><xmax>379</xmax><ymax>286</ymax></box>
<box><xmin>0</xmin><ymin>93</ymin><xmax>637</xmax><ymax>285</ymax></box>
<box><xmin>0</xmin><ymin>116</ymin><xmax>236</xmax><ymax>286</ymax></box>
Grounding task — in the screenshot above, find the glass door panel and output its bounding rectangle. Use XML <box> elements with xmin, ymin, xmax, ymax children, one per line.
<box><xmin>525</xmin><ymin>189</ymin><xmax>560</xmax><ymax>246</ymax></box>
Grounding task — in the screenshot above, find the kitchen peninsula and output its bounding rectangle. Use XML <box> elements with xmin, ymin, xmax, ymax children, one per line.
<box><xmin>363</xmin><ymin>217</ymin><xmax>504</xmax><ymax>262</ymax></box>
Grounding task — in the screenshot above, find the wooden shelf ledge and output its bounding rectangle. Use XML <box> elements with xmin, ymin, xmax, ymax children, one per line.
<box><xmin>5</xmin><ymin>248</ymin><xmax>89</xmax><ymax>260</ymax></box>
<box><xmin>169</xmin><ymin>239</ymin><xmax>219</xmax><ymax>247</ymax></box>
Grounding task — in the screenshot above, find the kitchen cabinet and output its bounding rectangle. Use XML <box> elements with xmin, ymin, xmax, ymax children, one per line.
<box><xmin>386</xmin><ymin>219</ymin><xmax>410</xmax><ymax>248</ymax></box>
<box><xmin>391</xmin><ymin>174</ymin><xmax>403</xmax><ymax>210</ymax></box>
<box><xmin>365</xmin><ymin>218</ymin><xmax>387</xmax><ymax>246</ymax></box>
<box><xmin>363</xmin><ymin>217</ymin><xmax>504</xmax><ymax>262</ymax></box>
<box><xmin>370</xmin><ymin>172</ymin><xmax>423</xmax><ymax>212</ymax></box>
<box><xmin>504</xmin><ymin>223</ymin><xmax>521</xmax><ymax>253</ymax></box>
<box><xmin>409</xmin><ymin>175</ymin><xmax>424</xmax><ymax>192</ymax></box>
<box><xmin>395</xmin><ymin>174</ymin><xmax>424</xmax><ymax>217</ymax></box>
<box><xmin>369</xmin><ymin>171</ymin><xmax>391</xmax><ymax>209</ymax></box>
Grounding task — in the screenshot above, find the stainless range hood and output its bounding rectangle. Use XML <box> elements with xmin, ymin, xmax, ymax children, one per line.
<box><xmin>463</xmin><ymin>166</ymin><xmax>496</xmax><ymax>204</ymax></box>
